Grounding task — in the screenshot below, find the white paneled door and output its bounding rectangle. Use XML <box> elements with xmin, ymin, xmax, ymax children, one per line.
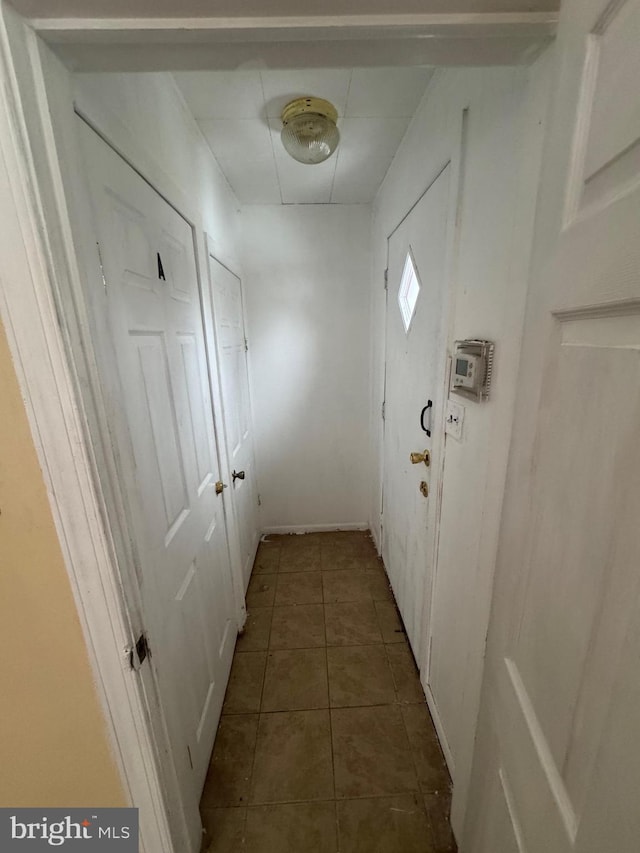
<box><xmin>468</xmin><ymin>0</ymin><xmax>640</xmax><ymax>851</ymax></box>
<box><xmin>208</xmin><ymin>255</ymin><xmax>260</xmax><ymax>589</ymax></box>
<box><xmin>77</xmin><ymin>121</ymin><xmax>237</xmax><ymax>820</ymax></box>
<box><xmin>382</xmin><ymin>166</ymin><xmax>451</xmax><ymax>665</ymax></box>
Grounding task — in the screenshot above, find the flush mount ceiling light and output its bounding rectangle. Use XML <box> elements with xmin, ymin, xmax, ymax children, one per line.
<box><xmin>281</xmin><ymin>97</ymin><xmax>340</xmax><ymax>165</ymax></box>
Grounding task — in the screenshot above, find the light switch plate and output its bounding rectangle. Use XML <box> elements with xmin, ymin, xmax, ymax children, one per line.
<box><xmin>445</xmin><ymin>399</ymin><xmax>464</xmax><ymax>441</ymax></box>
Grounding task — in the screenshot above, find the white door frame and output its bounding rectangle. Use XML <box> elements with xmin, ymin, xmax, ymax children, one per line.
<box><xmin>202</xmin><ymin>238</ymin><xmax>254</xmax><ymax>603</ymax></box>
<box><xmin>0</xmin><ymin>4</ymin><xmax>556</xmax><ymax>850</ymax></box>
<box><xmin>0</xmin><ymin>10</ymin><xmax>178</xmax><ymax>853</ymax></box>
<box><xmin>0</xmin><ymin>9</ymin><xmax>248</xmax><ymax>852</ymax></box>
<box><xmin>379</xmin><ymin>138</ymin><xmax>465</xmax><ymax>772</ymax></box>
<box><xmin>380</xmin><ymin>170</ymin><xmax>453</xmax><ymax>760</ymax></box>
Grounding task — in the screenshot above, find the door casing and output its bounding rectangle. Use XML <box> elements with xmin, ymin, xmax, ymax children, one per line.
<box><xmin>380</xmin><ymin>153</ymin><xmax>463</xmax><ymax>771</ymax></box>
<box><xmin>0</xmin><ymin>14</ymin><xmax>247</xmax><ymax>851</ymax></box>
<box><xmin>206</xmin><ymin>248</ymin><xmax>261</xmax><ymax>592</ymax></box>
<box><xmin>0</xmin><ymin>5</ymin><xmax>561</xmax><ymax>852</ymax></box>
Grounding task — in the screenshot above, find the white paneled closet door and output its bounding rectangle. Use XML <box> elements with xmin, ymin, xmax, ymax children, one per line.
<box><xmin>77</xmin><ymin>119</ymin><xmax>237</xmax><ymax>821</ymax></box>
<box><xmin>208</xmin><ymin>254</ymin><xmax>260</xmax><ymax>589</ymax></box>
<box><xmin>467</xmin><ymin>1</ymin><xmax>640</xmax><ymax>850</ymax></box>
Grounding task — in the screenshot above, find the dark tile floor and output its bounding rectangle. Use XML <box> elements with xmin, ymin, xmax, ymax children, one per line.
<box><xmin>200</xmin><ymin>531</ymin><xmax>457</xmax><ymax>853</ymax></box>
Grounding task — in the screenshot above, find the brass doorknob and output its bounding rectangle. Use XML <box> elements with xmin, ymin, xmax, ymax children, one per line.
<box><xmin>410</xmin><ymin>450</ymin><xmax>430</xmax><ymax>467</ymax></box>
<box><xmin>420</xmin><ymin>481</ymin><xmax>429</xmax><ymax>498</ymax></box>
<box><xmin>215</xmin><ymin>481</ymin><xmax>227</xmax><ymax>496</ymax></box>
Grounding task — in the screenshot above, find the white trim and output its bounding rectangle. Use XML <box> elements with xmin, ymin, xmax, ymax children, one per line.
<box><xmin>262</xmin><ymin>523</ymin><xmax>369</xmax><ymax>535</ymax></box>
<box><xmin>29</xmin><ymin>12</ymin><xmax>558</xmax><ymax>33</ymax></box>
<box><xmin>201</xmin><ymin>238</ymin><xmax>249</xmax><ymax>625</ymax></box>
<box><xmin>505</xmin><ymin>658</ymin><xmax>578</xmax><ymax>841</ymax></box>
<box><xmin>204</xmin><ymin>245</ymin><xmax>270</xmax><ymax>592</ymax></box>
<box><xmin>424</xmin><ymin>682</ymin><xmax>456</xmax><ymax>776</ymax></box>
<box><xmin>498</xmin><ymin>768</ymin><xmax>527</xmax><ymax>853</ymax></box>
<box><xmin>420</xmin><ymin>116</ymin><xmax>469</xmax><ymax>688</ymax></box>
<box><xmin>370</xmin><ymin>523</ymin><xmax>383</xmax><ymax>556</ymax></box>
<box><xmin>0</xmin><ymin>8</ymin><xmax>175</xmax><ymax>853</ymax></box>
<box><xmin>26</xmin><ymin>12</ymin><xmax>557</xmax><ymax>76</ymax></box>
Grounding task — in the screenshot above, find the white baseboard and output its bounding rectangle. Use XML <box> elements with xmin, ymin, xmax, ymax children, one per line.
<box><xmin>370</xmin><ymin>524</ymin><xmax>382</xmax><ymax>556</ymax></box>
<box><xmin>424</xmin><ymin>679</ymin><xmax>456</xmax><ymax>777</ymax></box>
<box><xmin>261</xmin><ymin>522</ymin><xmax>369</xmax><ymax>536</ymax></box>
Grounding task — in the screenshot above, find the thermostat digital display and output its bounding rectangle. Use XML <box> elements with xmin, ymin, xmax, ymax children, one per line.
<box><xmin>453</xmin><ymin>354</ymin><xmax>479</xmax><ymax>389</ymax></box>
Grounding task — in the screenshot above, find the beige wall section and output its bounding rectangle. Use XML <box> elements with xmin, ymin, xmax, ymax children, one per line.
<box><xmin>0</xmin><ymin>319</ymin><xmax>125</xmax><ymax>808</ymax></box>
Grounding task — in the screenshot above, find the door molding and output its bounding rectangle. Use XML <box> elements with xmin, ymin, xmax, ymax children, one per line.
<box><xmin>379</xmin><ymin>151</ymin><xmax>451</xmax><ymax>556</ymax></box>
<box><xmin>27</xmin><ymin>12</ymin><xmax>557</xmax><ymax>72</ymax></box>
<box><xmin>203</xmin><ymin>239</ymin><xmax>251</xmax><ymax>614</ymax></box>
<box><xmin>380</xmin><ymin>158</ymin><xmax>456</xmax><ymax>706</ymax></box>
<box><xmin>380</xmin><ymin>121</ymin><xmax>465</xmax><ymax>756</ymax></box>
<box><xmin>378</xmin><ymin>106</ymin><xmax>478</xmax><ymax>790</ymax></box>
<box><xmin>205</xmin><ymin>244</ymin><xmax>261</xmax><ymax>588</ymax></box>
<box><xmin>0</xmin><ymin>8</ymin><xmax>178</xmax><ymax>853</ymax></box>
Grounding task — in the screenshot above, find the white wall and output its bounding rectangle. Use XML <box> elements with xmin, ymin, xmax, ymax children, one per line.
<box><xmin>369</xmin><ymin>57</ymin><xmax>553</xmax><ymax>837</ymax></box>
<box><xmin>241</xmin><ymin>204</ymin><xmax>372</xmax><ymax>532</ymax></box>
<box><xmin>72</xmin><ymin>72</ymin><xmax>242</xmax><ymax>269</ymax></box>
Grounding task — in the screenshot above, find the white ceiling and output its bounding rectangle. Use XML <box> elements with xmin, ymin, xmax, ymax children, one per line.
<box><xmin>174</xmin><ymin>68</ymin><xmax>433</xmax><ymax>205</ymax></box>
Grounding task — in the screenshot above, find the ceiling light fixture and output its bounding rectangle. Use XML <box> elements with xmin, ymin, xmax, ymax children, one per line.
<box><xmin>280</xmin><ymin>97</ymin><xmax>340</xmax><ymax>165</ymax></box>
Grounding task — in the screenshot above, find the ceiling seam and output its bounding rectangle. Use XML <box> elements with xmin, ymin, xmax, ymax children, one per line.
<box><xmin>259</xmin><ymin>71</ymin><xmax>284</xmax><ymax>205</ymax></box>
<box><xmin>329</xmin><ymin>69</ymin><xmax>353</xmax><ymax>203</ymax></box>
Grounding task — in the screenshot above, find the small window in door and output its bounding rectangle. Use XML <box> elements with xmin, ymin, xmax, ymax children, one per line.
<box><xmin>398</xmin><ymin>250</ymin><xmax>421</xmax><ymax>333</ymax></box>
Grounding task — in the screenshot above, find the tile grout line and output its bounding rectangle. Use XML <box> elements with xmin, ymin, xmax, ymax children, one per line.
<box><xmin>218</xmin><ymin>532</ymin><xmax>451</xmax><ymax>849</ymax></box>
<box><xmin>243</xmin><ymin>698</ymin><xmax>265</xmax><ymax>812</ymax></box>
<box><xmin>322</xmin><ymin>593</ymin><xmax>341</xmax><ymax>851</ymax></box>
<box><xmin>223</xmin><ymin>697</ymin><xmax>425</xmax><ymax>716</ymax></box>
<box><xmin>234</xmin><ymin>789</ymin><xmax>438</xmax><ymax>809</ymax></box>
<box><xmin>242</xmin><ymin>574</ymin><xmax>275</xmax><ymax>813</ymax></box>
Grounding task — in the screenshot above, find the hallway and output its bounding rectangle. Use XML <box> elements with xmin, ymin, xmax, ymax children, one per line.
<box><xmin>200</xmin><ymin>531</ymin><xmax>455</xmax><ymax>852</ymax></box>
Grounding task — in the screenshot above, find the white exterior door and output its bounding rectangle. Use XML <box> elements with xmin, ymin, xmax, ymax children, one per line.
<box><xmin>382</xmin><ymin>167</ymin><xmax>450</xmax><ymax>661</ymax></box>
<box><xmin>466</xmin><ymin>1</ymin><xmax>640</xmax><ymax>851</ymax></box>
<box><xmin>78</xmin><ymin>121</ymin><xmax>236</xmax><ymax>811</ymax></box>
<box><xmin>208</xmin><ymin>254</ymin><xmax>260</xmax><ymax>589</ymax></box>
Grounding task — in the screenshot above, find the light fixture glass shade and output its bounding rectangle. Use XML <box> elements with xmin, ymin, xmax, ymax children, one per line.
<box><xmin>281</xmin><ymin>98</ymin><xmax>340</xmax><ymax>165</ymax></box>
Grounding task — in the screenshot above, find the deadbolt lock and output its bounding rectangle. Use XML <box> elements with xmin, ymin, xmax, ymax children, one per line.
<box><xmin>410</xmin><ymin>450</ymin><xmax>431</xmax><ymax>467</ymax></box>
<box><xmin>419</xmin><ymin>481</ymin><xmax>429</xmax><ymax>498</ymax></box>
<box><xmin>215</xmin><ymin>481</ymin><xmax>228</xmax><ymax>496</ymax></box>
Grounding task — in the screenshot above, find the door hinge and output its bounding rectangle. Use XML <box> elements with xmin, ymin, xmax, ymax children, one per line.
<box><xmin>381</xmin><ymin>401</ymin><xmax>386</xmax><ymax>421</ymax></box>
<box><xmin>126</xmin><ymin>631</ymin><xmax>150</xmax><ymax>671</ymax></box>
<box><xmin>257</xmin><ymin>493</ymin><xmax>262</xmax><ymax>507</ymax></box>
<box><xmin>384</xmin><ymin>269</ymin><xmax>389</xmax><ymax>291</ymax></box>
<box><xmin>96</xmin><ymin>241</ymin><xmax>107</xmax><ymax>292</ymax></box>
<box><xmin>244</xmin><ymin>337</ymin><xmax>249</xmax><ymax>353</ymax></box>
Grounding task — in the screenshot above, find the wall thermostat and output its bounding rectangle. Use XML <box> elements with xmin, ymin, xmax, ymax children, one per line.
<box><xmin>451</xmin><ymin>339</ymin><xmax>495</xmax><ymax>402</ymax></box>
